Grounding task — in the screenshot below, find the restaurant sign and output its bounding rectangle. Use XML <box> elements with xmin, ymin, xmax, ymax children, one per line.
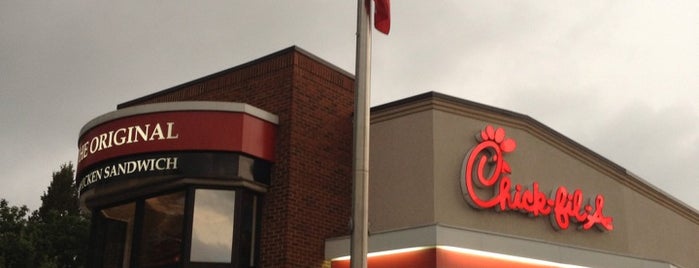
<box><xmin>76</xmin><ymin>102</ymin><xmax>278</xmax><ymax>195</ymax></box>
<box><xmin>460</xmin><ymin>125</ymin><xmax>613</xmax><ymax>231</ymax></box>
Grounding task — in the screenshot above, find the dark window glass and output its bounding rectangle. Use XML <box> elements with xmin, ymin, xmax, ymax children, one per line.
<box><xmin>100</xmin><ymin>203</ymin><xmax>135</xmax><ymax>268</ymax></box>
<box><xmin>90</xmin><ymin>187</ymin><xmax>260</xmax><ymax>268</ymax></box>
<box><xmin>138</xmin><ymin>191</ymin><xmax>185</xmax><ymax>267</ymax></box>
<box><xmin>235</xmin><ymin>192</ymin><xmax>259</xmax><ymax>267</ymax></box>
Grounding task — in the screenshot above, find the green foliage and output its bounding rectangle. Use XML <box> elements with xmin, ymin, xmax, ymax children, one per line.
<box><xmin>39</xmin><ymin>163</ymin><xmax>79</xmax><ymax>220</ymax></box>
<box><xmin>0</xmin><ymin>163</ymin><xmax>89</xmax><ymax>268</ymax></box>
<box><xmin>33</xmin><ymin>210</ymin><xmax>89</xmax><ymax>268</ymax></box>
<box><xmin>0</xmin><ymin>199</ymin><xmax>35</xmax><ymax>268</ymax></box>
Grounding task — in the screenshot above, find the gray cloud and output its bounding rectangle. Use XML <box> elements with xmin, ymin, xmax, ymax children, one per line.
<box><xmin>589</xmin><ymin>102</ymin><xmax>699</xmax><ymax>207</ymax></box>
<box><xmin>1</xmin><ymin>1</ymin><xmax>697</xmax><ymax>212</ymax></box>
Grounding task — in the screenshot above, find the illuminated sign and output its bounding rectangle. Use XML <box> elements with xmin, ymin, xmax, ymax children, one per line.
<box><xmin>77</xmin><ymin>110</ymin><xmax>277</xmax><ymax>173</ymax></box>
<box><xmin>76</xmin><ymin>102</ymin><xmax>278</xmax><ymax>194</ymax></box>
<box><xmin>460</xmin><ymin>125</ymin><xmax>613</xmax><ymax>231</ymax></box>
<box><xmin>78</xmin><ymin>121</ymin><xmax>179</xmax><ymax>164</ymax></box>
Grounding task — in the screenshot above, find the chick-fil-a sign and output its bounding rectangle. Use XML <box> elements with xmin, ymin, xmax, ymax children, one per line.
<box><xmin>460</xmin><ymin>125</ymin><xmax>613</xmax><ymax>231</ymax></box>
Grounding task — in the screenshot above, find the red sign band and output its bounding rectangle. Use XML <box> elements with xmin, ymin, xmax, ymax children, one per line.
<box><xmin>77</xmin><ymin>105</ymin><xmax>277</xmax><ymax>175</ymax></box>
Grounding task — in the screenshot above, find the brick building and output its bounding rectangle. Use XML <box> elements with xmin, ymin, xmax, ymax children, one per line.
<box><xmin>119</xmin><ymin>46</ymin><xmax>354</xmax><ymax>267</ymax></box>
<box><xmin>77</xmin><ymin>47</ymin><xmax>699</xmax><ymax>267</ymax></box>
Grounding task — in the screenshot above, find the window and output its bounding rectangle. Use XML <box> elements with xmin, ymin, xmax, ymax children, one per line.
<box><xmin>100</xmin><ymin>202</ymin><xmax>135</xmax><ymax>268</ymax></box>
<box><xmin>190</xmin><ymin>189</ymin><xmax>235</xmax><ymax>263</ymax></box>
<box><xmin>89</xmin><ymin>188</ymin><xmax>260</xmax><ymax>268</ymax></box>
<box><xmin>138</xmin><ymin>192</ymin><xmax>185</xmax><ymax>267</ymax></box>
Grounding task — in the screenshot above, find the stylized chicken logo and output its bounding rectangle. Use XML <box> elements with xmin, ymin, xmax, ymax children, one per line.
<box><xmin>461</xmin><ymin>125</ymin><xmax>613</xmax><ymax>231</ymax></box>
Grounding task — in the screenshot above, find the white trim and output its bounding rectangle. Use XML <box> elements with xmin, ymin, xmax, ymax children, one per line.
<box><xmin>80</xmin><ymin>101</ymin><xmax>279</xmax><ymax>137</ymax></box>
<box><xmin>325</xmin><ymin>224</ymin><xmax>676</xmax><ymax>268</ymax></box>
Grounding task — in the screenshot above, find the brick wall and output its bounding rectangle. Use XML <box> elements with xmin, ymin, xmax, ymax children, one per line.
<box><xmin>119</xmin><ymin>47</ymin><xmax>354</xmax><ymax>267</ymax></box>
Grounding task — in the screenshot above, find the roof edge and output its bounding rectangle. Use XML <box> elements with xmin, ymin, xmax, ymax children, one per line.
<box><xmin>371</xmin><ymin>91</ymin><xmax>699</xmax><ymax>223</ymax></box>
<box><xmin>118</xmin><ymin>46</ymin><xmax>354</xmax><ymax>109</ymax></box>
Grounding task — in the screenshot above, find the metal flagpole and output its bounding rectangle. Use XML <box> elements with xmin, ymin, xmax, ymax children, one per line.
<box><xmin>350</xmin><ymin>0</ymin><xmax>371</xmax><ymax>267</ymax></box>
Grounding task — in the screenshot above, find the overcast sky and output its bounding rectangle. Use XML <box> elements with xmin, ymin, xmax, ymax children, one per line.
<box><xmin>1</xmin><ymin>1</ymin><xmax>697</xmax><ymax>212</ymax></box>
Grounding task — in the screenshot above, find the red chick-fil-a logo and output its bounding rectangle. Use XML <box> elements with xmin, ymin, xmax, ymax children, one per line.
<box><xmin>460</xmin><ymin>125</ymin><xmax>613</xmax><ymax>231</ymax></box>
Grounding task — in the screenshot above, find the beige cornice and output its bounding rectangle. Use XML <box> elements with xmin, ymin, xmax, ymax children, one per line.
<box><xmin>371</xmin><ymin>92</ymin><xmax>699</xmax><ymax>225</ymax></box>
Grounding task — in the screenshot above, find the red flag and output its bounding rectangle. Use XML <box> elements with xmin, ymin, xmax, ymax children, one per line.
<box><xmin>373</xmin><ymin>0</ymin><xmax>390</xmax><ymax>34</ymax></box>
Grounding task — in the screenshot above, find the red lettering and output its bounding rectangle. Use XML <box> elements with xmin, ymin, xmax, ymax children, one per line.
<box><xmin>552</xmin><ymin>186</ymin><xmax>571</xmax><ymax>230</ymax></box>
<box><xmin>461</xmin><ymin>141</ymin><xmax>505</xmax><ymax>209</ymax></box>
<box><xmin>532</xmin><ymin>183</ymin><xmax>550</xmax><ymax>216</ymax></box>
<box><xmin>583</xmin><ymin>195</ymin><xmax>614</xmax><ymax>231</ymax></box>
<box><xmin>461</xmin><ymin>125</ymin><xmax>613</xmax><ymax>232</ymax></box>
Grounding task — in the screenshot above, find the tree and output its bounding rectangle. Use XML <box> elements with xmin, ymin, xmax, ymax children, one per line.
<box><xmin>0</xmin><ymin>163</ymin><xmax>90</xmax><ymax>268</ymax></box>
<box><xmin>0</xmin><ymin>199</ymin><xmax>35</xmax><ymax>268</ymax></box>
<box><xmin>33</xmin><ymin>162</ymin><xmax>89</xmax><ymax>268</ymax></box>
<box><xmin>32</xmin><ymin>210</ymin><xmax>89</xmax><ymax>268</ymax></box>
<box><xmin>38</xmin><ymin>163</ymin><xmax>79</xmax><ymax>220</ymax></box>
